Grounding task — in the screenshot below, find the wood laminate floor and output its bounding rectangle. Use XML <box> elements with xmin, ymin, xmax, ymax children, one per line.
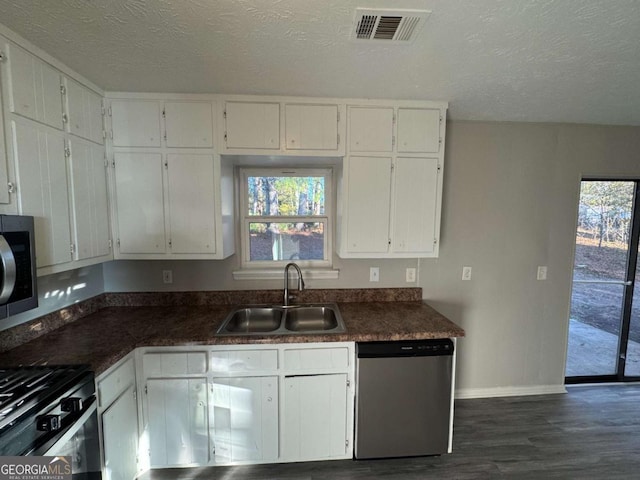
<box><xmin>138</xmin><ymin>384</ymin><xmax>640</xmax><ymax>479</ymax></box>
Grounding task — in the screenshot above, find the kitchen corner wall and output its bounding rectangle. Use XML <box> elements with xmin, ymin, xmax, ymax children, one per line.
<box><xmin>423</xmin><ymin>121</ymin><xmax>640</xmax><ymax>397</ymax></box>
<box><xmin>1</xmin><ymin>264</ymin><xmax>104</xmax><ymax>332</ymax></box>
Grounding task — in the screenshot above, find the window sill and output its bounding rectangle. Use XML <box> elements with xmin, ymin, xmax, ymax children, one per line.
<box><xmin>232</xmin><ymin>268</ymin><xmax>340</xmax><ymax>281</ymax></box>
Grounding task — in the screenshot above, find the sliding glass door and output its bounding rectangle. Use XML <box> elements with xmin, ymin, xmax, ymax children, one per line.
<box><xmin>565</xmin><ymin>180</ymin><xmax>640</xmax><ymax>382</ymax></box>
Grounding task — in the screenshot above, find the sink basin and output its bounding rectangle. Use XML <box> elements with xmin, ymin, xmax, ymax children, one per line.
<box><xmin>216</xmin><ymin>304</ymin><xmax>346</xmax><ymax>335</ymax></box>
<box><xmin>284</xmin><ymin>306</ymin><xmax>339</xmax><ymax>331</ymax></box>
<box><xmin>220</xmin><ymin>307</ymin><xmax>283</xmax><ymax>333</ymax></box>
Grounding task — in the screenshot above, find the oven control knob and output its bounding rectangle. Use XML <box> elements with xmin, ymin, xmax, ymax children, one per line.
<box><xmin>61</xmin><ymin>397</ymin><xmax>83</xmax><ymax>413</ymax></box>
<box><xmin>36</xmin><ymin>414</ymin><xmax>60</xmax><ymax>432</ymax></box>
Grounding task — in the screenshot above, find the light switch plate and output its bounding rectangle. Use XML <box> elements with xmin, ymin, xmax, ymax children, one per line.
<box><xmin>406</xmin><ymin>268</ymin><xmax>416</xmax><ymax>283</ymax></box>
<box><xmin>370</xmin><ymin>267</ymin><xmax>380</xmax><ymax>282</ymax></box>
<box><xmin>462</xmin><ymin>266</ymin><xmax>472</xmax><ymax>281</ymax></box>
<box><xmin>162</xmin><ymin>270</ymin><xmax>173</xmax><ymax>284</ymax></box>
<box><xmin>537</xmin><ymin>266</ymin><xmax>547</xmax><ymax>280</ymax></box>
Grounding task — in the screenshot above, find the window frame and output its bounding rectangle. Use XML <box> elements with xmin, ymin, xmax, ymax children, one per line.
<box><xmin>238</xmin><ymin>167</ymin><xmax>333</xmax><ymax>270</ymax></box>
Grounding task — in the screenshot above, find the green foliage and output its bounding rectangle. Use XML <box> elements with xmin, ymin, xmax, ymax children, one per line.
<box><xmin>248</xmin><ymin>175</ymin><xmax>324</xmax><ymax>216</ymax></box>
<box><xmin>578</xmin><ymin>181</ymin><xmax>634</xmax><ymax>246</ymax></box>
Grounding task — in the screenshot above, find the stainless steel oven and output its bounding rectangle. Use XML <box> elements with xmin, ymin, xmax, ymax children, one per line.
<box><xmin>0</xmin><ymin>365</ymin><xmax>102</xmax><ymax>479</ymax></box>
<box><xmin>0</xmin><ymin>214</ymin><xmax>38</xmax><ymax>319</ymax></box>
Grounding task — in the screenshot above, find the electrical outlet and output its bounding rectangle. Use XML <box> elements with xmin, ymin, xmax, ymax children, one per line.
<box><xmin>370</xmin><ymin>267</ymin><xmax>380</xmax><ymax>282</ymax></box>
<box><xmin>537</xmin><ymin>266</ymin><xmax>547</xmax><ymax>280</ymax></box>
<box><xmin>406</xmin><ymin>268</ymin><xmax>416</xmax><ymax>283</ymax></box>
<box><xmin>462</xmin><ymin>266</ymin><xmax>472</xmax><ymax>281</ymax></box>
<box><xmin>162</xmin><ymin>270</ymin><xmax>173</xmax><ymax>284</ymax></box>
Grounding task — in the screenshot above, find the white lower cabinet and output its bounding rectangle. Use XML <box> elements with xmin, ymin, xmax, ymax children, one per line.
<box><xmin>146</xmin><ymin>378</ymin><xmax>209</xmax><ymax>467</ymax></box>
<box><xmin>97</xmin><ymin>354</ymin><xmax>139</xmax><ymax>480</ymax></box>
<box><xmin>102</xmin><ymin>385</ymin><xmax>139</xmax><ymax>480</ymax></box>
<box><xmin>135</xmin><ymin>342</ymin><xmax>354</xmax><ymax>472</ymax></box>
<box><xmin>282</xmin><ymin>374</ymin><xmax>348</xmax><ymax>461</ymax></box>
<box><xmin>210</xmin><ymin>376</ymin><xmax>278</xmax><ymax>463</ymax></box>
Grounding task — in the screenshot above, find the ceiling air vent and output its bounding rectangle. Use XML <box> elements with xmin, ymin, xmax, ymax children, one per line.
<box><xmin>352</xmin><ymin>8</ymin><xmax>431</xmax><ymax>44</ymax></box>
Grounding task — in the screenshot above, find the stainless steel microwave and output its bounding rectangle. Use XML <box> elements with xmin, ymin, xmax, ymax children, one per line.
<box><xmin>0</xmin><ymin>215</ymin><xmax>37</xmax><ymax>318</ymax></box>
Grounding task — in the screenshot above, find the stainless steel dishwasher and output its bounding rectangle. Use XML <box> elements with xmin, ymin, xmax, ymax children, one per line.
<box><xmin>355</xmin><ymin>339</ymin><xmax>454</xmax><ymax>459</ymax></box>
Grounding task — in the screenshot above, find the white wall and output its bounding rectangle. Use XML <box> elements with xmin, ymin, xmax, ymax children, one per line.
<box><xmin>422</xmin><ymin>121</ymin><xmax>640</xmax><ymax>397</ymax></box>
<box><xmin>103</xmin><ymin>256</ymin><xmax>419</xmax><ymax>291</ymax></box>
<box><xmin>1</xmin><ymin>264</ymin><xmax>104</xmax><ymax>331</ymax></box>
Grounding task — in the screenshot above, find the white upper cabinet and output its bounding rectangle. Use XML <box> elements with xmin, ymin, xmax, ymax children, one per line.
<box><xmin>397</xmin><ymin>108</ymin><xmax>441</xmax><ymax>153</ymax></box>
<box><xmin>11</xmin><ymin>120</ymin><xmax>71</xmax><ymax>268</ymax></box>
<box><xmin>6</xmin><ymin>43</ymin><xmax>63</xmax><ymax>130</ymax></box>
<box><xmin>113</xmin><ymin>152</ymin><xmax>166</xmax><ymax>254</ymax></box>
<box><xmin>67</xmin><ymin>138</ymin><xmax>111</xmax><ymax>261</ymax></box>
<box><xmin>111</xmin><ymin>100</ymin><xmax>162</xmax><ymax>147</ymax></box>
<box><xmin>344</xmin><ymin>156</ymin><xmax>392</xmax><ymax>254</ymax></box>
<box><xmin>348</xmin><ymin>106</ymin><xmax>394</xmax><ymax>152</ymax></box>
<box><xmin>338</xmin><ymin>100</ymin><xmax>447</xmax><ymax>258</ymax></box>
<box><xmin>284</xmin><ymin>103</ymin><xmax>339</xmax><ymax>151</ymax></box>
<box><xmin>108</xmin><ymin>96</ymin><xmax>234</xmax><ymax>260</ymax></box>
<box><xmin>64</xmin><ymin>77</ymin><xmax>104</xmax><ymax>144</ymax></box>
<box><xmin>224</xmin><ymin>101</ymin><xmax>280</xmax><ymax>150</ymax></box>
<box><xmin>391</xmin><ymin>157</ymin><xmax>439</xmax><ymax>255</ymax></box>
<box><xmin>166</xmin><ymin>154</ymin><xmax>216</xmax><ymax>254</ymax></box>
<box><xmin>164</xmin><ymin>101</ymin><xmax>213</xmax><ymax>148</ymax></box>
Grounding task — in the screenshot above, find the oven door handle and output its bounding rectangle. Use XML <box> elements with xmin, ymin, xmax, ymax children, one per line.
<box><xmin>43</xmin><ymin>400</ymin><xmax>97</xmax><ymax>456</ymax></box>
<box><xmin>0</xmin><ymin>235</ymin><xmax>16</xmax><ymax>304</ymax></box>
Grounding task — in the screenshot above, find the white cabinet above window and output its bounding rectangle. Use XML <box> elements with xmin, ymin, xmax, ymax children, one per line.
<box><xmin>224</xmin><ymin>101</ymin><xmax>280</xmax><ymax>150</ymax></box>
<box><xmin>221</xmin><ymin>97</ymin><xmax>345</xmax><ymax>156</ymax></box>
<box><xmin>284</xmin><ymin>103</ymin><xmax>339</xmax><ymax>151</ymax></box>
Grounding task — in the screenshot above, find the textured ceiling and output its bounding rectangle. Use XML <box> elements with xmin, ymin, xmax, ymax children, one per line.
<box><xmin>0</xmin><ymin>0</ymin><xmax>639</xmax><ymax>125</ymax></box>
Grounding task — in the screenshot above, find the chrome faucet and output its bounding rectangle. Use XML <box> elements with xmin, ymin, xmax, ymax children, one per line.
<box><xmin>283</xmin><ymin>262</ymin><xmax>305</xmax><ymax>306</ymax></box>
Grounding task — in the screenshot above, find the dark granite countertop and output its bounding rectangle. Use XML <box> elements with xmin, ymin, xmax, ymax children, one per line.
<box><xmin>0</xmin><ymin>291</ymin><xmax>464</xmax><ymax>376</ymax></box>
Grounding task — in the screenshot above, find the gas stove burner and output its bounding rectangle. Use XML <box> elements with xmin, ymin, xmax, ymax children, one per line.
<box><xmin>0</xmin><ymin>364</ymin><xmax>96</xmax><ymax>458</ymax></box>
<box><xmin>0</xmin><ymin>365</ymin><xmax>90</xmax><ymax>427</ymax></box>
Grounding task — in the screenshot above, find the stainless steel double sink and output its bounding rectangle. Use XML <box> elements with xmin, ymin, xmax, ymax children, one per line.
<box><xmin>216</xmin><ymin>303</ymin><xmax>346</xmax><ymax>335</ymax></box>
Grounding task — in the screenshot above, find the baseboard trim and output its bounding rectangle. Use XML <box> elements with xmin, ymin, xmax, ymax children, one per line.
<box><xmin>455</xmin><ymin>384</ymin><xmax>568</xmax><ymax>399</ymax></box>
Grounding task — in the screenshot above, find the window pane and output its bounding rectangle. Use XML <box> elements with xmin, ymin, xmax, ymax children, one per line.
<box><xmin>249</xmin><ymin>222</ymin><xmax>324</xmax><ymax>261</ymax></box>
<box><xmin>247</xmin><ymin>176</ymin><xmax>325</xmax><ymax>216</ymax></box>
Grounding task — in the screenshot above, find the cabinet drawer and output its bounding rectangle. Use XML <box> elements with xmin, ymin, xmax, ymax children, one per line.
<box><xmin>98</xmin><ymin>356</ymin><xmax>135</xmax><ymax>407</ymax></box>
<box><xmin>210</xmin><ymin>349</ymin><xmax>278</xmax><ymax>373</ymax></box>
<box><xmin>143</xmin><ymin>352</ymin><xmax>207</xmax><ymax>377</ymax></box>
<box><xmin>283</xmin><ymin>348</ymin><xmax>349</xmax><ymax>371</ymax></box>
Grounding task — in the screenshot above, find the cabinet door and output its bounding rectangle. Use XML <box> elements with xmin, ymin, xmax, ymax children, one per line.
<box><xmin>65</xmin><ymin>78</ymin><xmax>104</xmax><ymax>144</ymax></box>
<box><xmin>7</xmin><ymin>43</ymin><xmax>63</xmax><ymax>129</ymax></box>
<box><xmin>113</xmin><ymin>153</ymin><xmax>165</xmax><ymax>254</ymax></box>
<box><xmin>345</xmin><ymin>156</ymin><xmax>391</xmax><ymax>253</ymax></box>
<box><xmin>225</xmin><ymin>102</ymin><xmax>279</xmax><ymax>150</ymax></box>
<box><xmin>285</xmin><ymin>104</ymin><xmax>338</xmax><ymax>150</ymax></box>
<box><xmin>146</xmin><ymin>378</ymin><xmax>208</xmax><ymax>467</ymax></box>
<box><xmin>167</xmin><ymin>154</ymin><xmax>216</xmax><ymax>254</ymax></box>
<box><xmin>11</xmin><ymin>121</ymin><xmax>71</xmax><ymax>267</ymax></box>
<box><xmin>68</xmin><ymin>139</ymin><xmax>110</xmax><ymax>260</ymax></box>
<box><xmin>210</xmin><ymin>376</ymin><xmax>278</xmax><ymax>463</ymax></box>
<box><xmin>397</xmin><ymin>108</ymin><xmax>440</xmax><ymax>153</ymax></box>
<box><xmin>391</xmin><ymin>157</ymin><xmax>439</xmax><ymax>254</ymax></box>
<box><xmin>111</xmin><ymin>100</ymin><xmax>161</xmax><ymax>147</ymax></box>
<box><xmin>102</xmin><ymin>386</ymin><xmax>138</xmax><ymax>480</ymax></box>
<box><xmin>283</xmin><ymin>374</ymin><xmax>347</xmax><ymax>460</ymax></box>
<box><xmin>164</xmin><ymin>101</ymin><xmax>213</xmax><ymax>148</ymax></box>
<box><xmin>348</xmin><ymin>106</ymin><xmax>393</xmax><ymax>152</ymax></box>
